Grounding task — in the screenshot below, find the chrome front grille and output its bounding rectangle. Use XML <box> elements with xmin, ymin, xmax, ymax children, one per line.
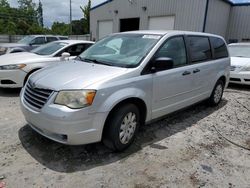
<box><xmin>24</xmin><ymin>82</ymin><xmax>53</xmax><ymax>110</ymax></box>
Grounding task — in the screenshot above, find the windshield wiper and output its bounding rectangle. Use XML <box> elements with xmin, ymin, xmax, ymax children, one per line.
<box><xmin>80</xmin><ymin>58</ymin><xmax>114</xmax><ymax>66</ymax></box>
<box><xmin>76</xmin><ymin>56</ymin><xmax>85</xmax><ymax>61</ymax></box>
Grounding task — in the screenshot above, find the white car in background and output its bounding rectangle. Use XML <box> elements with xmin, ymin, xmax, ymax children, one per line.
<box><xmin>228</xmin><ymin>43</ymin><xmax>250</xmax><ymax>85</ymax></box>
<box><xmin>0</xmin><ymin>40</ymin><xmax>94</xmax><ymax>88</ymax></box>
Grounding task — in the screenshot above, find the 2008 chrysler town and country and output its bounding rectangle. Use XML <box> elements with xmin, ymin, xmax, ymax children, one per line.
<box><xmin>20</xmin><ymin>31</ymin><xmax>230</xmax><ymax>151</ymax></box>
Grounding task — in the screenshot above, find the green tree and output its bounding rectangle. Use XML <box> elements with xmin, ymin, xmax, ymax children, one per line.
<box><xmin>16</xmin><ymin>20</ymin><xmax>31</xmax><ymax>35</ymax></box>
<box><xmin>37</xmin><ymin>0</ymin><xmax>43</xmax><ymax>27</ymax></box>
<box><xmin>80</xmin><ymin>0</ymin><xmax>91</xmax><ymax>34</ymax></box>
<box><xmin>6</xmin><ymin>21</ymin><xmax>17</xmax><ymax>35</ymax></box>
<box><xmin>72</xmin><ymin>19</ymin><xmax>85</xmax><ymax>35</ymax></box>
<box><xmin>18</xmin><ymin>0</ymin><xmax>38</xmax><ymax>26</ymax></box>
<box><xmin>51</xmin><ymin>22</ymin><xmax>70</xmax><ymax>35</ymax></box>
<box><xmin>18</xmin><ymin>0</ymin><xmax>35</xmax><ymax>10</ymax></box>
<box><xmin>0</xmin><ymin>0</ymin><xmax>9</xmax><ymax>8</ymax></box>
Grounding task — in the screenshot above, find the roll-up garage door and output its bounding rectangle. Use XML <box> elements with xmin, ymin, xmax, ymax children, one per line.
<box><xmin>148</xmin><ymin>16</ymin><xmax>175</xmax><ymax>30</ymax></box>
<box><xmin>98</xmin><ymin>20</ymin><xmax>113</xmax><ymax>40</ymax></box>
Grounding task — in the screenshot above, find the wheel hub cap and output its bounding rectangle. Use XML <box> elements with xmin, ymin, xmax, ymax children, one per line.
<box><xmin>119</xmin><ymin>112</ymin><xmax>137</xmax><ymax>144</ymax></box>
<box><xmin>214</xmin><ymin>84</ymin><xmax>223</xmax><ymax>103</ymax></box>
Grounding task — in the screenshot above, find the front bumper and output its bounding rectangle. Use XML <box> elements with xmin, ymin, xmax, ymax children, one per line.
<box><xmin>20</xmin><ymin>88</ymin><xmax>107</xmax><ymax>145</ymax></box>
<box><xmin>0</xmin><ymin>69</ymin><xmax>27</xmax><ymax>88</ymax></box>
<box><xmin>230</xmin><ymin>71</ymin><xmax>250</xmax><ymax>85</ymax></box>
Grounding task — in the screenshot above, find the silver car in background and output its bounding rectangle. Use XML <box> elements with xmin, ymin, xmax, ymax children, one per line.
<box><xmin>20</xmin><ymin>31</ymin><xmax>230</xmax><ymax>151</ymax></box>
<box><xmin>0</xmin><ymin>35</ymin><xmax>68</xmax><ymax>55</ymax></box>
<box><xmin>0</xmin><ymin>40</ymin><xmax>94</xmax><ymax>88</ymax></box>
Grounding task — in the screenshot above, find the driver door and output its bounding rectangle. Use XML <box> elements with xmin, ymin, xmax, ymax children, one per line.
<box><xmin>152</xmin><ymin>36</ymin><xmax>196</xmax><ymax>119</ymax></box>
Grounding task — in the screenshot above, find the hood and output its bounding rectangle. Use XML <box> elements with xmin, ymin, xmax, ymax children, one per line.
<box><xmin>0</xmin><ymin>43</ymin><xmax>27</xmax><ymax>48</ymax></box>
<box><xmin>230</xmin><ymin>57</ymin><xmax>250</xmax><ymax>72</ymax></box>
<box><xmin>29</xmin><ymin>60</ymin><xmax>128</xmax><ymax>91</ymax></box>
<box><xmin>230</xmin><ymin>57</ymin><xmax>250</xmax><ymax>67</ymax></box>
<box><xmin>0</xmin><ymin>52</ymin><xmax>52</xmax><ymax>66</ymax></box>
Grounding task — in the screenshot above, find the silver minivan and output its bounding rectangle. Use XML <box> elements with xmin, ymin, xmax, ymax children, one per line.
<box><xmin>20</xmin><ymin>31</ymin><xmax>230</xmax><ymax>151</ymax></box>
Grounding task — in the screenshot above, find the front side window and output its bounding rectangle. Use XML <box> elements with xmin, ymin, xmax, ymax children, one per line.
<box><xmin>79</xmin><ymin>34</ymin><xmax>161</xmax><ymax>68</ymax></box>
<box><xmin>154</xmin><ymin>36</ymin><xmax>187</xmax><ymax>67</ymax></box>
<box><xmin>188</xmin><ymin>36</ymin><xmax>212</xmax><ymax>63</ymax></box>
<box><xmin>31</xmin><ymin>42</ymin><xmax>68</xmax><ymax>56</ymax></box>
<box><xmin>32</xmin><ymin>37</ymin><xmax>46</xmax><ymax>45</ymax></box>
<box><xmin>58</xmin><ymin>44</ymin><xmax>92</xmax><ymax>56</ymax></box>
<box><xmin>210</xmin><ymin>37</ymin><xmax>228</xmax><ymax>59</ymax></box>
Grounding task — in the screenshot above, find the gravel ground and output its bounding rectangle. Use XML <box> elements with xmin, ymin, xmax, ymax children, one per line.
<box><xmin>0</xmin><ymin>85</ymin><xmax>249</xmax><ymax>188</ymax></box>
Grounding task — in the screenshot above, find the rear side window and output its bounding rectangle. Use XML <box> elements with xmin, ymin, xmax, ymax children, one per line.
<box><xmin>47</xmin><ymin>37</ymin><xmax>58</xmax><ymax>43</ymax></box>
<box><xmin>188</xmin><ymin>36</ymin><xmax>212</xmax><ymax>63</ymax></box>
<box><xmin>59</xmin><ymin>37</ymin><xmax>68</xmax><ymax>40</ymax></box>
<box><xmin>210</xmin><ymin>37</ymin><xmax>228</xmax><ymax>59</ymax></box>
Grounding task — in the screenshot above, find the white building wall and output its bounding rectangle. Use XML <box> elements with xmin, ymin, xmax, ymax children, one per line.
<box><xmin>90</xmin><ymin>0</ymin><xmax>250</xmax><ymax>42</ymax></box>
<box><xmin>205</xmin><ymin>0</ymin><xmax>231</xmax><ymax>38</ymax></box>
<box><xmin>90</xmin><ymin>0</ymin><xmax>207</xmax><ymax>40</ymax></box>
<box><xmin>227</xmin><ymin>5</ymin><xmax>250</xmax><ymax>42</ymax></box>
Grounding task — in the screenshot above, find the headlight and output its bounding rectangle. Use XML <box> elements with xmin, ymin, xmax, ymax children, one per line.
<box><xmin>0</xmin><ymin>47</ymin><xmax>7</xmax><ymax>52</ymax></box>
<box><xmin>54</xmin><ymin>90</ymin><xmax>96</xmax><ymax>109</ymax></box>
<box><xmin>0</xmin><ymin>64</ymin><xmax>26</xmax><ymax>70</ymax></box>
<box><xmin>241</xmin><ymin>66</ymin><xmax>250</xmax><ymax>72</ymax></box>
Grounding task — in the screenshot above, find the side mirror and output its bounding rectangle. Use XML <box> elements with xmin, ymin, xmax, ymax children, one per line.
<box><xmin>60</xmin><ymin>52</ymin><xmax>71</xmax><ymax>60</ymax></box>
<box><xmin>152</xmin><ymin>57</ymin><xmax>174</xmax><ymax>72</ymax></box>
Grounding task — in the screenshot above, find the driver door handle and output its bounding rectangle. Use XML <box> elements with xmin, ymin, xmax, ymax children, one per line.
<box><xmin>182</xmin><ymin>71</ymin><xmax>191</xmax><ymax>76</ymax></box>
<box><xmin>193</xmin><ymin>69</ymin><xmax>200</xmax><ymax>74</ymax></box>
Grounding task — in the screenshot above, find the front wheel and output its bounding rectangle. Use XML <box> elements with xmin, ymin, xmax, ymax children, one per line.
<box><xmin>208</xmin><ymin>80</ymin><xmax>224</xmax><ymax>106</ymax></box>
<box><xmin>103</xmin><ymin>104</ymin><xmax>140</xmax><ymax>152</ymax></box>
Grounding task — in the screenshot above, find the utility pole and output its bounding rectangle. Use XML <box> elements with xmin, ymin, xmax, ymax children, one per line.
<box><xmin>70</xmin><ymin>0</ymin><xmax>72</xmax><ymax>35</ymax></box>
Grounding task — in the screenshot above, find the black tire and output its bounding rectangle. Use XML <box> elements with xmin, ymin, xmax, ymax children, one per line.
<box><xmin>103</xmin><ymin>104</ymin><xmax>140</xmax><ymax>152</ymax></box>
<box><xmin>208</xmin><ymin>80</ymin><xmax>225</xmax><ymax>106</ymax></box>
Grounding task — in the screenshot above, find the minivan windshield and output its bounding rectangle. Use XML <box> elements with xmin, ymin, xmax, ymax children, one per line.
<box><xmin>18</xmin><ymin>36</ymin><xmax>35</xmax><ymax>44</ymax></box>
<box><xmin>79</xmin><ymin>34</ymin><xmax>161</xmax><ymax>68</ymax></box>
<box><xmin>31</xmin><ymin>42</ymin><xmax>68</xmax><ymax>56</ymax></box>
<box><xmin>228</xmin><ymin>45</ymin><xmax>250</xmax><ymax>58</ymax></box>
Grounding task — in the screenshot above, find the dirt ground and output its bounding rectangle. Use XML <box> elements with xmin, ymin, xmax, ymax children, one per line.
<box><xmin>0</xmin><ymin>84</ymin><xmax>249</xmax><ymax>188</ymax></box>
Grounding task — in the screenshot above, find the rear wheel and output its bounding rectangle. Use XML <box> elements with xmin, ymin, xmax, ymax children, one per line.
<box><xmin>103</xmin><ymin>104</ymin><xmax>140</xmax><ymax>151</ymax></box>
<box><xmin>208</xmin><ymin>80</ymin><xmax>224</xmax><ymax>106</ymax></box>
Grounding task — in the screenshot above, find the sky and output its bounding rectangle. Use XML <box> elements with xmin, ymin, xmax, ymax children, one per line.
<box><xmin>8</xmin><ymin>0</ymin><xmax>250</xmax><ymax>28</ymax></box>
<box><xmin>8</xmin><ymin>0</ymin><xmax>105</xmax><ymax>27</ymax></box>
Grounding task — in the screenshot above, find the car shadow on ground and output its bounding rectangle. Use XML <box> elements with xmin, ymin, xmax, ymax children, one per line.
<box><xmin>0</xmin><ymin>88</ymin><xmax>21</xmax><ymax>97</ymax></box>
<box><xmin>228</xmin><ymin>83</ymin><xmax>250</xmax><ymax>91</ymax></box>
<box><xmin>18</xmin><ymin>99</ymin><xmax>227</xmax><ymax>173</ymax></box>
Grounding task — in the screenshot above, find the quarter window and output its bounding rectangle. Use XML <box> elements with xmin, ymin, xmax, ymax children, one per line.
<box><xmin>188</xmin><ymin>36</ymin><xmax>212</xmax><ymax>63</ymax></box>
<box><xmin>210</xmin><ymin>37</ymin><xmax>228</xmax><ymax>59</ymax></box>
<box><xmin>155</xmin><ymin>36</ymin><xmax>187</xmax><ymax>68</ymax></box>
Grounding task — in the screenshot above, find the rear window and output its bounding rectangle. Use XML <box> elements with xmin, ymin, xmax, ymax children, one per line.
<box><xmin>188</xmin><ymin>36</ymin><xmax>212</xmax><ymax>63</ymax></box>
<box><xmin>210</xmin><ymin>37</ymin><xmax>228</xmax><ymax>59</ymax></box>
